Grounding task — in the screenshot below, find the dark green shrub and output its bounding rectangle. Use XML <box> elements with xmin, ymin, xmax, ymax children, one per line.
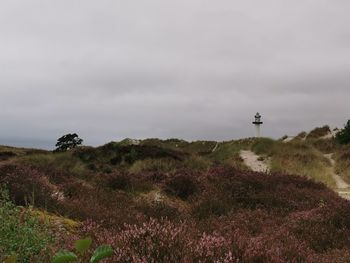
<box><xmin>54</xmin><ymin>133</ymin><xmax>83</xmax><ymax>152</ymax></box>
<box><xmin>110</xmin><ymin>155</ymin><xmax>122</xmax><ymax>165</ymax></box>
<box><xmin>107</xmin><ymin>173</ymin><xmax>132</xmax><ymax>191</ymax></box>
<box><xmin>0</xmin><ymin>151</ymin><xmax>17</xmax><ymax>161</ymax></box>
<box><xmin>336</xmin><ymin>120</ymin><xmax>350</xmax><ymax>145</ymax></box>
<box><xmin>165</xmin><ymin>174</ymin><xmax>198</xmax><ymax>199</ymax></box>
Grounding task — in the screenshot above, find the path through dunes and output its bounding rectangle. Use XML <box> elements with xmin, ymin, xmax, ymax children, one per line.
<box><xmin>324</xmin><ymin>153</ymin><xmax>350</xmax><ymax>200</ymax></box>
<box><xmin>240</xmin><ymin>150</ymin><xmax>270</xmax><ymax>173</ymax></box>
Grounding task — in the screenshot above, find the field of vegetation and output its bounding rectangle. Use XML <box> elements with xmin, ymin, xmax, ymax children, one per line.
<box><xmin>1</xmin><ymin>127</ymin><xmax>350</xmax><ymax>262</ymax></box>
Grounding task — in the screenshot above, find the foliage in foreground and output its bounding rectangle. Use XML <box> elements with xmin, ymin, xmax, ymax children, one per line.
<box><xmin>52</xmin><ymin>237</ymin><xmax>113</xmax><ymax>263</ymax></box>
<box><xmin>0</xmin><ymin>189</ymin><xmax>53</xmax><ymax>263</ymax></box>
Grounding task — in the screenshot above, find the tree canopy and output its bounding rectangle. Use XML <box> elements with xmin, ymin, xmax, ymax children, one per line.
<box><xmin>54</xmin><ymin>133</ymin><xmax>83</xmax><ymax>152</ymax></box>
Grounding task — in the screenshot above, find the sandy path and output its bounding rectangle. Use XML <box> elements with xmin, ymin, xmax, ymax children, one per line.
<box><xmin>240</xmin><ymin>150</ymin><xmax>270</xmax><ymax>173</ymax></box>
<box><xmin>212</xmin><ymin>142</ymin><xmax>219</xmax><ymax>153</ymax></box>
<box><xmin>324</xmin><ymin>153</ymin><xmax>350</xmax><ymax>200</ymax></box>
<box><xmin>324</xmin><ymin>154</ymin><xmax>350</xmax><ymax>189</ymax></box>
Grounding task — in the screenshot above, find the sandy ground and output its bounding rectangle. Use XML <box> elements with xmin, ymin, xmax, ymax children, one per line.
<box><xmin>324</xmin><ymin>153</ymin><xmax>350</xmax><ymax>200</ymax></box>
<box><xmin>212</xmin><ymin>142</ymin><xmax>219</xmax><ymax>153</ymax></box>
<box><xmin>240</xmin><ymin>150</ymin><xmax>270</xmax><ymax>173</ymax></box>
<box><xmin>283</xmin><ymin>136</ymin><xmax>295</xmax><ymax>143</ymax></box>
<box><xmin>324</xmin><ymin>154</ymin><xmax>349</xmax><ymax>189</ymax></box>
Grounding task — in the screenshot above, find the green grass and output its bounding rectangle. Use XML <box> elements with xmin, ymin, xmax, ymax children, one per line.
<box><xmin>129</xmin><ymin>155</ymin><xmax>212</xmax><ymax>174</ymax></box>
<box><xmin>252</xmin><ymin>139</ymin><xmax>336</xmax><ymax>188</ymax></box>
<box><xmin>306</xmin><ymin>125</ymin><xmax>331</xmax><ymax>139</ymax></box>
<box><xmin>20</xmin><ymin>151</ymin><xmax>89</xmax><ymax>178</ymax></box>
<box><xmin>140</xmin><ymin>139</ymin><xmax>217</xmax><ymax>154</ymax></box>
<box><xmin>209</xmin><ymin>139</ymin><xmax>253</xmax><ymax>170</ymax></box>
<box><xmin>308</xmin><ymin>138</ymin><xmax>338</xmax><ymax>154</ymax></box>
<box><xmin>129</xmin><ymin>158</ymin><xmax>181</xmax><ymax>174</ymax></box>
<box><xmin>0</xmin><ymin>189</ymin><xmax>53</xmax><ymax>262</ymax></box>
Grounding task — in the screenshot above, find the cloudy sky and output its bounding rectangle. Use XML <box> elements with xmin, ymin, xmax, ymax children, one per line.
<box><xmin>0</xmin><ymin>1</ymin><xmax>349</xmax><ymax>149</ymax></box>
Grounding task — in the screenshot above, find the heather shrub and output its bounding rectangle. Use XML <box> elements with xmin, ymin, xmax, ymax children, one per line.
<box><xmin>192</xmin><ymin>191</ymin><xmax>232</xmax><ymax>219</ymax></box>
<box><xmin>135</xmin><ymin>201</ymin><xmax>181</xmax><ymax>220</ymax></box>
<box><xmin>165</xmin><ymin>173</ymin><xmax>198</xmax><ymax>199</ymax></box>
<box><xmin>58</xmin><ymin>187</ymin><xmax>140</xmax><ymax>227</ymax></box>
<box><xmin>112</xmin><ymin>219</ymin><xmax>190</xmax><ymax>262</ymax></box>
<box><xmin>104</xmin><ymin>172</ymin><xmax>132</xmax><ymax>191</ymax></box>
<box><xmin>0</xmin><ymin>164</ymin><xmax>59</xmax><ymax>208</ymax></box>
<box><xmin>98</xmin><ymin>172</ymin><xmax>153</xmax><ymax>193</ymax></box>
<box><xmin>4</xmin><ymin>140</ymin><xmax>350</xmax><ymax>262</ymax></box>
<box><xmin>290</xmin><ymin>201</ymin><xmax>350</xmax><ymax>252</ymax></box>
<box><xmin>0</xmin><ymin>151</ymin><xmax>17</xmax><ymax>161</ymax></box>
<box><xmin>189</xmin><ymin>232</ymin><xmax>234</xmax><ymax>262</ymax></box>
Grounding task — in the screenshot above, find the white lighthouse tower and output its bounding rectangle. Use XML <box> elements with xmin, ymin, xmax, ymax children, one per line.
<box><xmin>253</xmin><ymin>112</ymin><xmax>263</xmax><ymax>137</ymax></box>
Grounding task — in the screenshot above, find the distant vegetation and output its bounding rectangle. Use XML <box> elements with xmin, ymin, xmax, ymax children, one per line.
<box><xmin>1</xmin><ymin>125</ymin><xmax>350</xmax><ymax>262</ymax></box>
<box><xmin>336</xmin><ymin>120</ymin><xmax>350</xmax><ymax>145</ymax></box>
<box><xmin>54</xmin><ymin>133</ymin><xmax>83</xmax><ymax>152</ymax></box>
<box><xmin>306</xmin><ymin>125</ymin><xmax>331</xmax><ymax>139</ymax></box>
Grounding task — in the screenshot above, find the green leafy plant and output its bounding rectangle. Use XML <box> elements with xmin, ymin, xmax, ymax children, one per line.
<box><xmin>0</xmin><ymin>189</ymin><xmax>52</xmax><ymax>263</ymax></box>
<box><xmin>52</xmin><ymin>238</ymin><xmax>113</xmax><ymax>263</ymax></box>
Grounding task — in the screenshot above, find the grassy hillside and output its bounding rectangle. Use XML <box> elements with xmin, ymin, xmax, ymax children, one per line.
<box><xmin>251</xmin><ymin>138</ymin><xmax>336</xmax><ymax>188</ymax></box>
<box><xmin>334</xmin><ymin>146</ymin><xmax>350</xmax><ymax>183</ymax></box>
<box><xmin>1</xmin><ymin>134</ymin><xmax>350</xmax><ymax>262</ymax></box>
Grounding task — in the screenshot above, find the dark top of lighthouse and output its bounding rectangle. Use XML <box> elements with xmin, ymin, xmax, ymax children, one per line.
<box><xmin>253</xmin><ymin>112</ymin><xmax>263</xmax><ymax>124</ymax></box>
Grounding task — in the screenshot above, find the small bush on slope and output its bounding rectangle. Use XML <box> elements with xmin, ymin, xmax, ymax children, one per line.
<box><xmin>165</xmin><ymin>173</ymin><xmax>198</xmax><ymax>199</ymax></box>
<box><xmin>0</xmin><ymin>164</ymin><xmax>60</xmax><ymax>208</ymax></box>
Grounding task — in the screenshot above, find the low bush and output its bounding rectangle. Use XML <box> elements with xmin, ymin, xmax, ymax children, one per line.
<box><xmin>0</xmin><ymin>189</ymin><xmax>53</xmax><ymax>263</ymax></box>
<box><xmin>0</xmin><ymin>164</ymin><xmax>59</xmax><ymax>208</ymax></box>
<box><xmin>165</xmin><ymin>173</ymin><xmax>198</xmax><ymax>199</ymax></box>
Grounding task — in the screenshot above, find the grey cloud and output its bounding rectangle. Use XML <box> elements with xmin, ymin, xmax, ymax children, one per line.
<box><xmin>0</xmin><ymin>0</ymin><xmax>349</xmax><ymax>149</ymax></box>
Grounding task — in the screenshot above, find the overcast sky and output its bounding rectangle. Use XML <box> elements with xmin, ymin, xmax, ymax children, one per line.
<box><xmin>0</xmin><ymin>1</ymin><xmax>349</xmax><ymax>149</ymax></box>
